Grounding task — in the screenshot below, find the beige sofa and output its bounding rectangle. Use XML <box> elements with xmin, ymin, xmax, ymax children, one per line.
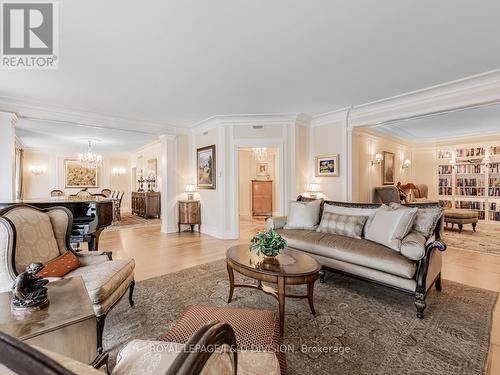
<box><xmin>267</xmin><ymin>197</ymin><xmax>446</xmax><ymax>318</ymax></box>
<box><xmin>0</xmin><ymin>204</ymin><xmax>135</xmax><ymax>353</ymax></box>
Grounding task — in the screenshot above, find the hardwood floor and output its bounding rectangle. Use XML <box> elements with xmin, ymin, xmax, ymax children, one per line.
<box><xmin>99</xmin><ymin>218</ymin><xmax>500</xmax><ymax>374</ymax></box>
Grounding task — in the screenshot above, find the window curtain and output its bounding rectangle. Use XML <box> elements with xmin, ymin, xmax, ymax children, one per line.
<box><xmin>14</xmin><ymin>147</ymin><xmax>23</xmax><ymax>200</ymax></box>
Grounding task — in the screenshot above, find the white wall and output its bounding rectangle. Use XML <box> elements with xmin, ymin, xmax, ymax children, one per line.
<box><xmin>238</xmin><ymin>148</ymin><xmax>278</xmax><ymax>216</ymax></box>
<box><xmin>352</xmin><ymin>129</ymin><xmax>412</xmax><ymax>202</ymax></box>
<box><xmin>23</xmin><ymin>149</ymin><xmax>131</xmax><ymax>208</ymax></box>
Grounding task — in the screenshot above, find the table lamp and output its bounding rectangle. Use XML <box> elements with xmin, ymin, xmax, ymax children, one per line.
<box><xmin>308</xmin><ymin>183</ymin><xmax>320</xmax><ymax>199</ymax></box>
<box><xmin>185</xmin><ymin>184</ymin><xmax>197</xmax><ymax>200</ymax></box>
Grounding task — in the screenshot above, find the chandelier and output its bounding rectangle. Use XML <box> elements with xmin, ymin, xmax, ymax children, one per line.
<box><xmin>252</xmin><ymin>148</ymin><xmax>268</xmax><ymax>162</ymax></box>
<box><xmin>78</xmin><ymin>140</ymin><xmax>102</xmax><ymax>169</ymax></box>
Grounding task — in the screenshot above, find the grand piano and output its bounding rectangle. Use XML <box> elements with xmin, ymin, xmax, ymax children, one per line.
<box><xmin>0</xmin><ymin>197</ymin><xmax>114</xmax><ymax>251</ymax></box>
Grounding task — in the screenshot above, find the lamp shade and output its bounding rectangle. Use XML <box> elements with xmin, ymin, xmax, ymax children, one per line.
<box><xmin>185</xmin><ymin>184</ymin><xmax>197</xmax><ymax>192</ymax></box>
<box><xmin>308</xmin><ymin>183</ymin><xmax>319</xmax><ymax>192</ymax></box>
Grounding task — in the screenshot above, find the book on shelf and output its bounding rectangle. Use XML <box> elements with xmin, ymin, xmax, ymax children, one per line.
<box><xmin>456</xmin><ymin>147</ymin><xmax>485</xmax><ymax>157</ymax></box>
<box><xmin>438</xmin><ymin>150</ymin><xmax>452</xmax><ymax>159</ymax></box>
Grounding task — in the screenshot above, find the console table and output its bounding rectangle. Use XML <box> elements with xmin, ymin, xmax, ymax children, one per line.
<box><xmin>0</xmin><ymin>277</ymin><xmax>96</xmax><ymax>364</ymax></box>
<box><xmin>178</xmin><ymin>200</ymin><xmax>201</xmax><ymax>232</ymax></box>
<box><xmin>131</xmin><ymin>191</ymin><xmax>161</xmax><ymax>218</ymax></box>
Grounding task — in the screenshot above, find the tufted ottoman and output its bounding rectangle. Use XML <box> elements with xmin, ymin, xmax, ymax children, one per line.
<box><xmin>161</xmin><ymin>304</ymin><xmax>286</xmax><ymax>374</ymax></box>
<box><xmin>444</xmin><ymin>209</ymin><xmax>478</xmax><ymax>233</ymax></box>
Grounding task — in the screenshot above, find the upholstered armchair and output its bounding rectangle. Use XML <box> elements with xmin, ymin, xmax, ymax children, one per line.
<box><xmin>0</xmin><ymin>322</ymin><xmax>281</xmax><ymax>375</ymax></box>
<box><xmin>0</xmin><ymin>204</ymin><xmax>135</xmax><ymax>353</ymax></box>
<box><xmin>373</xmin><ymin>186</ymin><xmax>401</xmax><ymax>203</ymax></box>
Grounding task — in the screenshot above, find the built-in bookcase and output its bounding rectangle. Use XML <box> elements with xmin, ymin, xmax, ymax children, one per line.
<box><xmin>437</xmin><ymin>145</ymin><xmax>500</xmax><ymax>223</ymax></box>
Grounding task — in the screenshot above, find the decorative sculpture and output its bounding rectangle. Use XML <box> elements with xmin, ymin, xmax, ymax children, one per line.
<box><xmin>146</xmin><ymin>177</ymin><xmax>156</xmax><ymax>192</ymax></box>
<box><xmin>137</xmin><ymin>177</ymin><xmax>145</xmax><ymax>192</ymax></box>
<box><xmin>11</xmin><ymin>263</ymin><xmax>49</xmax><ymax>311</ymax></box>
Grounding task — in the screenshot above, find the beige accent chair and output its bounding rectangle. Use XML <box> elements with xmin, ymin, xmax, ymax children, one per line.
<box><xmin>373</xmin><ymin>185</ymin><xmax>401</xmax><ymax>203</ymax></box>
<box><xmin>0</xmin><ymin>204</ymin><xmax>135</xmax><ymax>353</ymax></box>
<box><xmin>0</xmin><ymin>322</ymin><xmax>280</xmax><ymax>375</ymax></box>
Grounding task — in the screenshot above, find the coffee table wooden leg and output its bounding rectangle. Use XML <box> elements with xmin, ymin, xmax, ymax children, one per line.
<box><xmin>308</xmin><ymin>281</ymin><xmax>316</xmax><ymax>315</ymax></box>
<box><xmin>278</xmin><ymin>276</ymin><xmax>285</xmax><ymax>336</ymax></box>
<box><xmin>227</xmin><ymin>262</ymin><xmax>235</xmax><ymax>303</ymax></box>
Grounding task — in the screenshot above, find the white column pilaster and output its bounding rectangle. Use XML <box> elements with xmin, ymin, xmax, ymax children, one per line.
<box><xmin>0</xmin><ymin>112</ymin><xmax>18</xmax><ymax>201</ymax></box>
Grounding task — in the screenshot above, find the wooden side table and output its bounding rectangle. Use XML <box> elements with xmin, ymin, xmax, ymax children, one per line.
<box><xmin>178</xmin><ymin>200</ymin><xmax>201</xmax><ymax>232</ymax></box>
<box><xmin>0</xmin><ymin>277</ymin><xmax>97</xmax><ymax>364</ymax></box>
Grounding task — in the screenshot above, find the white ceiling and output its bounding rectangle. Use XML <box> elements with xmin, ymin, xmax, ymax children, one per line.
<box><xmin>16</xmin><ymin>119</ymin><xmax>157</xmax><ymax>153</ymax></box>
<box><xmin>1</xmin><ymin>0</ymin><xmax>500</xmax><ymax>133</ymax></box>
<box><xmin>370</xmin><ymin>104</ymin><xmax>500</xmax><ymax>142</ymax></box>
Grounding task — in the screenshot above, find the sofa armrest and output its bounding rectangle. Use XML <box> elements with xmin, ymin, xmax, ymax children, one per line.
<box><xmin>415</xmin><ymin>239</ymin><xmax>447</xmax><ymax>296</ymax></box>
<box><xmin>266</xmin><ymin>216</ymin><xmax>287</xmax><ymax>230</ymax></box>
<box><xmin>76</xmin><ymin>250</ymin><xmax>112</xmax><ymax>266</ymax></box>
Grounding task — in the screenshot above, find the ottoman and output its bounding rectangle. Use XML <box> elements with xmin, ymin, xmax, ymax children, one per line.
<box><xmin>444</xmin><ymin>209</ymin><xmax>478</xmax><ymax>233</ymax></box>
<box><xmin>162</xmin><ymin>305</ymin><xmax>286</xmax><ymax>374</ymax></box>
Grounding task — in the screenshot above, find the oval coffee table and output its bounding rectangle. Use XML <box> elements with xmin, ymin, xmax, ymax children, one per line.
<box><xmin>226</xmin><ymin>244</ymin><xmax>321</xmax><ymax>336</ymax></box>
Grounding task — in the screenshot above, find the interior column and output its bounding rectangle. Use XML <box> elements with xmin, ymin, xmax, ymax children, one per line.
<box><xmin>0</xmin><ymin>112</ymin><xmax>18</xmax><ymax>201</ymax></box>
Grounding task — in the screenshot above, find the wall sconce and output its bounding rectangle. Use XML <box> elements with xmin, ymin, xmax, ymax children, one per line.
<box><xmin>29</xmin><ymin>165</ymin><xmax>45</xmax><ymax>175</ymax></box>
<box><xmin>307</xmin><ymin>183</ymin><xmax>320</xmax><ymax>199</ymax></box>
<box><xmin>185</xmin><ymin>184</ymin><xmax>197</xmax><ymax>200</ymax></box>
<box><xmin>112</xmin><ymin>167</ymin><xmax>126</xmax><ymax>176</ymax></box>
<box><xmin>370</xmin><ymin>153</ymin><xmax>383</xmax><ymax>166</ymax></box>
<box><xmin>402</xmin><ymin>159</ymin><xmax>411</xmax><ymax>169</ymax></box>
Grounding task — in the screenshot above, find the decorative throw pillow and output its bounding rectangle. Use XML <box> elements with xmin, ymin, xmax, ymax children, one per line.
<box><xmin>323</xmin><ymin>204</ymin><xmax>379</xmax><ymax>236</ymax></box>
<box><xmin>364</xmin><ymin>204</ymin><xmax>418</xmax><ymax>251</ymax></box>
<box><xmin>284</xmin><ymin>199</ymin><xmax>322</xmax><ymax>230</ymax></box>
<box><xmin>35</xmin><ymin>251</ymin><xmax>81</xmax><ymax>278</ymax></box>
<box><xmin>400</xmin><ymin>231</ymin><xmax>427</xmax><ymax>260</ymax></box>
<box><xmin>412</xmin><ymin>207</ymin><xmax>443</xmax><ymax>238</ymax></box>
<box><xmin>317</xmin><ymin>212</ymin><xmax>368</xmax><ymax>239</ymax></box>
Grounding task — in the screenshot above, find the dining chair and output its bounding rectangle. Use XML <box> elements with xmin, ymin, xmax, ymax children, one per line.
<box><xmin>101</xmin><ymin>188</ymin><xmax>112</xmax><ymax>197</ymax></box>
<box><xmin>50</xmin><ymin>189</ymin><xmax>64</xmax><ymax>197</ymax></box>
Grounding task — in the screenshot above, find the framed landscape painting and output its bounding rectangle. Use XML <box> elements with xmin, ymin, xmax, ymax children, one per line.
<box><xmin>382</xmin><ymin>151</ymin><xmax>395</xmax><ymax>185</ymax></box>
<box><xmin>315</xmin><ymin>154</ymin><xmax>339</xmax><ymax>177</ymax></box>
<box><xmin>64</xmin><ymin>160</ymin><xmax>98</xmax><ymax>188</ymax></box>
<box><xmin>197</xmin><ymin>145</ymin><xmax>216</xmax><ymax>189</ymax></box>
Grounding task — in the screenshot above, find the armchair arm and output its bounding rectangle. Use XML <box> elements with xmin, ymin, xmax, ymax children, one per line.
<box><xmin>76</xmin><ymin>251</ymin><xmax>112</xmax><ymax>266</ymax></box>
<box><xmin>167</xmin><ymin>321</ymin><xmax>237</xmax><ymax>375</ymax></box>
<box><xmin>266</xmin><ymin>216</ymin><xmax>287</xmax><ymax>230</ymax></box>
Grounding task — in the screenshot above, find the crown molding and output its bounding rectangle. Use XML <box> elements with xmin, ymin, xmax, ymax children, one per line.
<box><xmin>349</xmin><ymin>69</ymin><xmax>500</xmax><ymax>127</ymax></box>
<box><xmin>0</xmin><ymin>96</ymin><xmax>187</xmax><ymax>135</ymax></box>
<box><xmin>311</xmin><ymin>107</ymin><xmax>349</xmax><ymax>127</ymax></box>
<box><xmin>190</xmin><ymin>113</ymin><xmax>300</xmax><ymax>134</ymax></box>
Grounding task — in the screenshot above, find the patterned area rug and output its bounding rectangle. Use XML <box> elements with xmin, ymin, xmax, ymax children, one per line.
<box><xmin>443</xmin><ymin>222</ymin><xmax>500</xmax><ymax>256</ymax></box>
<box><xmin>104</xmin><ymin>260</ymin><xmax>496</xmax><ymax>375</ymax></box>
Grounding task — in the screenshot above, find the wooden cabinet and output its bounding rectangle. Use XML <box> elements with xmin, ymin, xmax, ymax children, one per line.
<box><xmin>178</xmin><ymin>200</ymin><xmax>201</xmax><ymax>232</ymax></box>
<box><xmin>131</xmin><ymin>192</ymin><xmax>161</xmax><ymax>218</ymax></box>
<box><xmin>252</xmin><ymin>180</ymin><xmax>273</xmax><ymax>216</ymax></box>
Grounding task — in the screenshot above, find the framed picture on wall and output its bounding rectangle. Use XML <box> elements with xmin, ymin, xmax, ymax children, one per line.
<box><xmin>197</xmin><ymin>145</ymin><xmax>216</xmax><ymax>189</ymax></box>
<box><xmin>382</xmin><ymin>151</ymin><xmax>395</xmax><ymax>185</ymax></box>
<box><xmin>64</xmin><ymin>160</ymin><xmax>98</xmax><ymax>188</ymax></box>
<box><xmin>315</xmin><ymin>154</ymin><xmax>339</xmax><ymax>177</ymax></box>
<box><xmin>256</xmin><ymin>162</ymin><xmax>270</xmax><ymax>178</ymax></box>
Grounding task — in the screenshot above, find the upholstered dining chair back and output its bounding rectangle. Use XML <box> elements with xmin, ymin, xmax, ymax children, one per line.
<box><xmin>0</xmin><ymin>205</ymin><xmax>71</xmax><ymax>291</ymax></box>
<box><xmin>76</xmin><ymin>189</ymin><xmax>92</xmax><ymax>197</ymax></box>
<box><xmin>50</xmin><ymin>189</ymin><xmax>64</xmax><ymax>197</ymax></box>
<box><xmin>101</xmin><ymin>188</ymin><xmax>112</xmax><ymax>197</ymax></box>
<box><xmin>373</xmin><ymin>186</ymin><xmax>401</xmax><ymax>204</ymax></box>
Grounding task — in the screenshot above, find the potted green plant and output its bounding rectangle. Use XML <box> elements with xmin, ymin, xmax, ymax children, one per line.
<box><xmin>249</xmin><ymin>229</ymin><xmax>287</xmax><ymax>258</ymax></box>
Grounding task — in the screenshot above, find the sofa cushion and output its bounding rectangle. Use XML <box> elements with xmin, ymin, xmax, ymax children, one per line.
<box><xmin>412</xmin><ymin>207</ymin><xmax>442</xmax><ymax>238</ymax></box>
<box><xmin>283</xmin><ymin>199</ymin><xmax>322</xmax><ymax>230</ymax></box>
<box><xmin>276</xmin><ymin>229</ymin><xmax>416</xmax><ymax>279</ymax></box>
<box><xmin>36</xmin><ymin>250</ymin><xmax>81</xmax><ymax>278</ymax></box>
<box><xmin>400</xmin><ymin>231</ymin><xmax>427</xmax><ymax>260</ymax></box>
<box><xmin>364</xmin><ymin>204</ymin><xmax>417</xmax><ymax>251</ymax></box>
<box><xmin>65</xmin><ymin>258</ymin><xmax>135</xmax><ymax>304</ymax></box>
<box><xmin>322</xmin><ymin>204</ymin><xmax>378</xmax><ymax>236</ymax></box>
<box><xmin>317</xmin><ymin>212</ymin><xmax>368</xmax><ymax>239</ymax></box>
<box><xmin>3</xmin><ymin>207</ymin><xmax>61</xmax><ymax>273</ymax></box>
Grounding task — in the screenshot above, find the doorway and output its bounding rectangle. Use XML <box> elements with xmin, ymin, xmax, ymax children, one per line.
<box><xmin>238</xmin><ymin>147</ymin><xmax>280</xmax><ymax>237</ymax></box>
